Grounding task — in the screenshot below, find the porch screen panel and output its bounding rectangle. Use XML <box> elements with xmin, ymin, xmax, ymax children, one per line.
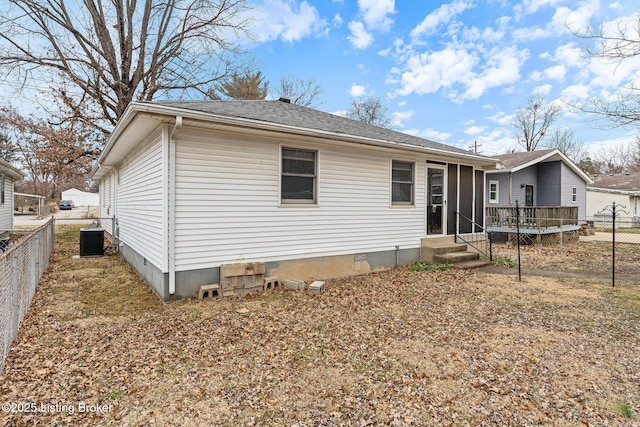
<box><xmin>447</xmin><ymin>164</ymin><xmax>457</xmax><ymax>235</ymax></box>
<box><xmin>475</xmin><ymin>170</ymin><xmax>484</xmax><ymax>232</ymax></box>
<box><xmin>459</xmin><ymin>166</ymin><xmax>473</xmax><ymax>233</ymax></box>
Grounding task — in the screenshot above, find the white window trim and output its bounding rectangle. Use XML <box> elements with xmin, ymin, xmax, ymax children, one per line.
<box><xmin>279</xmin><ymin>145</ymin><xmax>319</xmax><ymax>207</ymax></box>
<box><xmin>489</xmin><ymin>180</ymin><xmax>499</xmax><ymax>204</ymax></box>
<box><xmin>572</xmin><ymin>187</ymin><xmax>577</xmax><ymax>203</ymax></box>
<box><xmin>391</xmin><ymin>159</ymin><xmax>415</xmax><ymax>206</ymax></box>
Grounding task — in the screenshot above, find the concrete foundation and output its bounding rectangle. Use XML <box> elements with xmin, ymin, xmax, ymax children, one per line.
<box><xmin>117</xmin><ymin>244</ymin><xmax>421</xmax><ymax>301</ymax></box>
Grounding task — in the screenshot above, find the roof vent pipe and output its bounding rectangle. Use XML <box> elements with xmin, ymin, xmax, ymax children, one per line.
<box><xmin>278</xmin><ymin>97</ymin><xmax>291</xmax><ymax>103</ymax></box>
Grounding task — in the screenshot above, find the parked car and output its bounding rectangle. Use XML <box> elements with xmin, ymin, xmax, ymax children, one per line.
<box><xmin>59</xmin><ymin>200</ymin><xmax>74</xmax><ymax>210</ymax></box>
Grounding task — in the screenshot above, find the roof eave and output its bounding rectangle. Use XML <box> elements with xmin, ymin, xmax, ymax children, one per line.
<box><xmin>92</xmin><ymin>102</ymin><xmax>500</xmax><ymax>174</ymax></box>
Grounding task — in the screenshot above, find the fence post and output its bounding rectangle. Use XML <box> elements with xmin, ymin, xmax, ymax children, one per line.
<box><xmin>559</xmin><ymin>218</ymin><xmax>563</xmax><ymax>250</ymax></box>
<box><xmin>612</xmin><ymin>203</ymin><xmax>616</xmax><ymax>288</ymax></box>
<box><xmin>11</xmin><ymin>253</ymin><xmax>19</xmax><ymax>341</ymax></box>
<box><xmin>515</xmin><ymin>200</ymin><xmax>522</xmax><ymax>282</ymax></box>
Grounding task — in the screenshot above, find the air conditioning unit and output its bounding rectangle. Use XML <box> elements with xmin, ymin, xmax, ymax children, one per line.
<box><xmin>80</xmin><ymin>227</ymin><xmax>104</xmax><ymax>257</ymax></box>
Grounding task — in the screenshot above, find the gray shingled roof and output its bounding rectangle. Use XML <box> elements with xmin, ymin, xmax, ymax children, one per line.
<box><xmin>492</xmin><ymin>149</ymin><xmax>556</xmax><ymax>170</ymax></box>
<box><xmin>146</xmin><ymin>99</ymin><xmax>492</xmax><ymax>159</ymax></box>
<box><xmin>589</xmin><ymin>171</ymin><xmax>640</xmax><ymax>192</ymax></box>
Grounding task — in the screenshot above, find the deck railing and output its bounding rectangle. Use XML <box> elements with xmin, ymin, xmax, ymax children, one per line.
<box><xmin>486</xmin><ymin>206</ymin><xmax>579</xmax><ymax>230</ymax></box>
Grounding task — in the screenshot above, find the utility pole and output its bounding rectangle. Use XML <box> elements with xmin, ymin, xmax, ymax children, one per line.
<box><xmin>469</xmin><ymin>140</ymin><xmax>482</xmax><ymax>153</ymax></box>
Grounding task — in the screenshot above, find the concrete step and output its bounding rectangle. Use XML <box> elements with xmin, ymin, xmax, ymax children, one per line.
<box><xmin>425</xmin><ymin>243</ymin><xmax>468</xmax><ymax>254</ymax></box>
<box><xmin>452</xmin><ymin>259</ymin><xmax>493</xmax><ymax>269</ymax></box>
<box><xmin>435</xmin><ymin>251</ymin><xmax>480</xmax><ymax>264</ymax></box>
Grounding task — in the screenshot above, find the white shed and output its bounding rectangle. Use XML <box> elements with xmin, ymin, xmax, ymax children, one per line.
<box><xmin>90</xmin><ymin>100</ymin><xmax>499</xmax><ymax>300</ymax></box>
<box><xmin>61</xmin><ymin>188</ymin><xmax>99</xmax><ymax>207</ymax></box>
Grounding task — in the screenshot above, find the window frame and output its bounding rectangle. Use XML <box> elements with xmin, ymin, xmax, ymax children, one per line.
<box><xmin>391</xmin><ymin>160</ymin><xmax>415</xmax><ymax>206</ymax></box>
<box><xmin>280</xmin><ymin>146</ymin><xmax>318</xmax><ymax>205</ymax></box>
<box><xmin>571</xmin><ymin>187</ymin><xmax>577</xmax><ymax>203</ymax></box>
<box><xmin>489</xmin><ymin>180</ymin><xmax>499</xmax><ymax>204</ymax></box>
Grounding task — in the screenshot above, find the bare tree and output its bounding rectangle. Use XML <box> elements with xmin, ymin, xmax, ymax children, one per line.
<box><xmin>277</xmin><ymin>75</ymin><xmax>323</xmax><ymax>108</ymax></box>
<box><xmin>0</xmin><ymin>129</ymin><xmax>19</xmax><ymax>165</ymax></box>
<box><xmin>0</xmin><ymin>107</ymin><xmax>99</xmax><ymax>199</ymax></box>
<box><xmin>0</xmin><ymin>0</ymin><xmax>251</xmax><ymax>134</ymax></box>
<box><xmin>209</xmin><ymin>71</ymin><xmax>269</xmax><ymax>100</ymax></box>
<box><xmin>544</xmin><ymin>128</ymin><xmax>587</xmax><ymax>163</ymax></box>
<box><xmin>511</xmin><ymin>96</ymin><xmax>561</xmax><ymax>151</ymax></box>
<box><xmin>591</xmin><ymin>141</ymin><xmax>640</xmax><ymax>174</ymax></box>
<box><xmin>346</xmin><ymin>96</ymin><xmax>392</xmax><ymax>128</ymax></box>
<box><xmin>570</xmin><ymin>13</ymin><xmax>640</xmax><ymax>129</ymax></box>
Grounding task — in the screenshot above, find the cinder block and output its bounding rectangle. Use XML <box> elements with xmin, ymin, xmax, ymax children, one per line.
<box><xmin>284</xmin><ymin>279</ymin><xmax>306</xmax><ymax>291</ymax></box>
<box><xmin>245</xmin><ymin>262</ymin><xmax>266</xmax><ymax>275</ymax></box>
<box><xmin>198</xmin><ymin>284</ymin><xmax>220</xmax><ymax>300</ymax></box>
<box><xmin>221</xmin><ymin>263</ymin><xmax>247</xmax><ymax>277</ymax></box>
<box><xmin>263</xmin><ymin>276</ymin><xmax>280</xmax><ymax>290</ymax></box>
<box><xmin>308</xmin><ymin>281</ymin><xmax>325</xmax><ymax>294</ymax></box>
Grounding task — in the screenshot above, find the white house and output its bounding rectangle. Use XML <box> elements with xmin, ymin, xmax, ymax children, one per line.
<box><xmin>90</xmin><ymin>100</ymin><xmax>499</xmax><ymax>300</ymax></box>
<box><xmin>61</xmin><ymin>188</ymin><xmax>99</xmax><ymax>206</ymax></box>
<box><xmin>587</xmin><ymin>172</ymin><xmax>640</xmax><ymax>227</ymax></box>
<box><xmin>0</xmin><ymin>157</ymin><xmax>25</xmax><ymax>232</ymax></box>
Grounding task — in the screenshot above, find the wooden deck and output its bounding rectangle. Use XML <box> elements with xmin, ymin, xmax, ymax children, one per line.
<box><xmin>486</xmin><ymin>206</ymin><xmax>579</xmax><ymax>234</ymax></box>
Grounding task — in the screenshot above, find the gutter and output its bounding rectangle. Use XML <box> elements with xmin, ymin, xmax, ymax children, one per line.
<box><xmin>168</xmin><ymin>116</ymin><xmax>182</xmax><ymax>295</ymax></box>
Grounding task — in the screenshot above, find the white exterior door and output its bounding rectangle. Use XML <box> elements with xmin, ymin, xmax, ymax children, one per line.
<box><xmin>426</xmin><ymin>165</ymin><xmax>446</xmax><ymax>235</ymax></box>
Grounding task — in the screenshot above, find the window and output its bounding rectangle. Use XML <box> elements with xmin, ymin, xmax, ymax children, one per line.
<box><xmin>0</xmin><ymin>174</ymin><xmax>5</xmax><ymax>205</ymax></box>
<box><xmin>489</xmin><ymin>180</ymin><xmax>499</xmax><ymax>203</ymax></box>
<box><xmin>392</xmin><ymin>161</ymin><xmax>414</xmax><ymax>205</ymax></box>
<box><xmin>281</xmin><ymin>147</ymin><xmax>317</xmax><ymax>204</ymax></box>
<box><xmin>572</xmin><ymin>187</ymin><xmax>577</xmax><ymax>203</ymax></box>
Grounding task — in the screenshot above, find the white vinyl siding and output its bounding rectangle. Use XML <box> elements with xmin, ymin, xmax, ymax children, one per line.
<box><xmin>116</xmin><ymin>130</ymin><xmax>164</xmax><ymax>269</ymax></box>
<box><xmin>100</xmin><ymin>173</ymin><xmax>113</xmax><ymax>235</ymax></box>
<box><xmin>173</xmin><ymin>128</ymin><xmax>426</xmax><ymax>270</ymax></box>
<box><xmin>0</xmin><ymin>175</ymin><xmax>12</xmax><ymax>231</ymax></box>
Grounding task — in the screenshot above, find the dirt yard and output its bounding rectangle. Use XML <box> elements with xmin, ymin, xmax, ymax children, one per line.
<box><xmin>1</xmin><ymin>226</ymin><xmax>639</xmax><ymax>426</ymax></box>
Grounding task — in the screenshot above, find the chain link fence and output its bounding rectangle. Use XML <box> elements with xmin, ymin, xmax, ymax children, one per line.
<box><xmin>0</xmin><ymin>218</ymin><xmax>55</xmax><ymax>374</ymax></box>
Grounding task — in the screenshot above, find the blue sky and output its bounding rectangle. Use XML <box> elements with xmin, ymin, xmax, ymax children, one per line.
<box><xmin>247</xmin><ymin>0</ymin><xmax>640</xmax><ymax>157</ymax></box>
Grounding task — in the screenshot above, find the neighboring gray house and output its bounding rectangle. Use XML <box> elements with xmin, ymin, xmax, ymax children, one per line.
<box><xmin>485</xmin><ymin>149</ymin><xmax>592</xmax><ymax>223</ymax></box>
<box><xmin>587</xmin><ymin>172</ymin><xmax>640</xmax><ymax>227</ymax></box>
<box><xmin>90</xmin><ymin>99</ymin><xmax>499</xmax><ymax>300</ymax></box>
<box><xmin>0</xmin><ymin>157</ymin><xmax>25</xmax><ymax>233</ymax></box>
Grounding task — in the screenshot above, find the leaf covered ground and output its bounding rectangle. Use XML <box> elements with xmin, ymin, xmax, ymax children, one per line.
<box><xmin>1</xmin><ymin>226</ymin><xmax>639</xmax><ymax>426</ymax></box>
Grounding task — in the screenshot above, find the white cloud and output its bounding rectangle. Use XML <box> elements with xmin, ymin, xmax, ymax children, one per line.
<box><xmin>333</xmin><ymin>14</ymin><xmax>343</xmax><ymax>26</ymax></box>
<box><xmin>485</xmin><ymin>111</ymin><xmax>512</xmax><ymax>126</ymax></box>
<box><xmin>395</xmin><ymin>47</ymin><xmax>478</xmax><ymax>96</ymax></box>
<box><xmin>349</xmin><ymin>84</ymin><xmax>366</xmax><ymax>97</ymax></box>
<box><xmin>514</xmin><ymin>0</ymin><xmax>563</xmax><ymax>17</ymax></box>
<box><xmin>411</xmin><ymin>0</ymin><xmax>473</xmax><ymax>39</ymax></box>
<box><xmin>358</xmin><ymin>0</ymin><xmax>396</xmax><ymax>31</ymax></box>
<box><xmin>561</xmin><ymin>84</ymin><xmax>590</xmax><ymax>102</ymax></box>
<box><xmin>533</xmin><ymin>83</ymin><xmax>553</xmax><ymax>95</ymax></box>
<box><xmin>347</xmin><ymin>21</ymin><xmax>374</xmax><ymax>49</ymax></box>
<box><xmin>403</xmin><ymin>128</ymin><xmax>452</xmax><ymax>142</ymax></box>
<box><xmin>346</xmin><ymin>0</ymin><xmax>395</xmax><ymax>48</ymax></box>
<box><xmin>464</xmin><ymin>125</ymin><xmax>485</xmax><ymax>135</ymax></box>
<box><xmin>531</xmin><ymin>64</ymin><xmax>566</xmax><ymax>82</ymax></box>
<box><xmin>252</xmin><ymin>0</ymin><xmax>328</xmax><ymax>43</ymax></box>
<box><xmin>512</xmin><ymin>1</ymin><xmax>599</xmax><ymax>41</ymax></box>
<box><xmin>391</xmin><ymin>109</ymin><xmax>413</xmax><ymax>127</ymax></box>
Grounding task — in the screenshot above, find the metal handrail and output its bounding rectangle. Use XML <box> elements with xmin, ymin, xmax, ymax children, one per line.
<box><xmin>454</xmin><ymin>211</ymin><xmax>493</xmax><ymax>261</ymax></box>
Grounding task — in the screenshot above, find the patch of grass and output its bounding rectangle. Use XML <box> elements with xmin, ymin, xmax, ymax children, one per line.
<box><xmin>411</xmin><ymin>261</ymin><xmax>453</xmax><ymax>271</ymax></box>
<box><xmin>492</xmin><ymin>256</ymin><xmax>518</xmax><ymax>267</ymax></box>
<box><xmin>609</xmin><ymin>400</ymin><xmax>634</xmax><ymax>418</ymax></box>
